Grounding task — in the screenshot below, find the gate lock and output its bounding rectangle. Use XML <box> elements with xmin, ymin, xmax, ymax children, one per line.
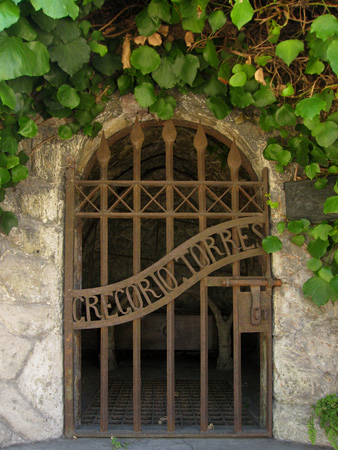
<box><xmin>250</xmin><ymin>286</ymin><xmax>268</xmax><ymax>326</ymax></box>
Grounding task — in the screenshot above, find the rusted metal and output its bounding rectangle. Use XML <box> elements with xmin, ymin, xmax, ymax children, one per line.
<box><xmin>64</xmin><ymin>160</ymin><xmax>76</xmax><ymax>437</ymax></box>
<box><xmin>131</xmin><ymin>117</ymin><xmax>143</xmax><ymax>433</ymax></box>
<box><xmin>64</xmin><ymin>119</ymin><xmax>278</xmax><ymax>438</ymax></box>
<box><xmin>97</xmin><ymin>132</ymin><xmax>111</xmax><ymax>432</ymax></box>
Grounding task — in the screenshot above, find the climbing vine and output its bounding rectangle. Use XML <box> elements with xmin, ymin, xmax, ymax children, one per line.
<box><xmin>0</xmin><ymin>0</ymin><xmax>338</xmax><ymax>306</ymax></box>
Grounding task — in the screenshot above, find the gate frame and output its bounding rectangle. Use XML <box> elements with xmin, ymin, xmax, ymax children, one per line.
<box><xmin>64</xmin><ymin>119</ymin><xmax>280</xmax><ymax>438</ymax></box>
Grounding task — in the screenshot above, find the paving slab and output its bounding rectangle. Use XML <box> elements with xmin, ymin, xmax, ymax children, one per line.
<box><xmin>4</xmin><ymin>437</ymin><xmax>329</xmax><ymax>450</ymax></box>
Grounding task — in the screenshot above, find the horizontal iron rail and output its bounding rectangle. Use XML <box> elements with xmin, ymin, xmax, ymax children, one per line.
<box><xmin>74</xmin><ymin>430</ymin><xmax>271</xmax><ymax>438</ymax></box>
<box><xmin>75</xmin><ymin>180</ymin><xmax>265</xmax><ymax>187</ymax></box>
<box><xmin>207</xmin><ymin>277</ymin><xmax>282</xmax><ymax>287</ymax></box>
<box><xmin>74</xmin><ymin>212</ymin><xmax>266</xmax><ymax>218</ymax></box>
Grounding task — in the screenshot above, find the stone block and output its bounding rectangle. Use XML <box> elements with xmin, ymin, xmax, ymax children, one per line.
<box><xmin>16</xmin><ymin>181</ymin><xmax>64</xmax><ymax>224</ymax></box>
<box><xmin>0</xmin><ymin>252</ymin><xmax>62</xmax><ymax>305</ymax></box>
<box><xmin>5</xmin><ymin>218</ymin><xmax>63</xmax><ymax>266</ymax></box>
<box><xmin>0</xmin><ymin>302</ymin><xmax>61</xmax><ymax>338</ymax></box>
<box><xmin>0</xmin><ymin>324</ymin><xmax>33</xmax><ymax>380</ymax></box>
<box><xmin>0</xmin><ymin>383</ymin><xmax>62</xmax><ymax>442</ymax></box>
<box><xmin>18</xmin><ymin>330</ymin><xmax>63</xmax><ymax>423</ymax></box>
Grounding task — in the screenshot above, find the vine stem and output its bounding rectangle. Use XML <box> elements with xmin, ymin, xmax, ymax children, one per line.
<box><xmin>29</xmin><ymin>135</ymin><xmax>58</xmax><ymax>157</ymax></box>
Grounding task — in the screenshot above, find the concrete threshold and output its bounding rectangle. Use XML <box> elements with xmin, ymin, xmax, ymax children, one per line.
<box><xmin>4</xmin><ymin>437</ymin><xmax>329</xmax><ymax>450</ymax></box>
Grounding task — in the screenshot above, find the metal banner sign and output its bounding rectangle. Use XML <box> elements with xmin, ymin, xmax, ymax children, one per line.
<box><xmin>72</xmin><ymin>216</ymin><xmax>265</xmax><ymax>329</ymax></box>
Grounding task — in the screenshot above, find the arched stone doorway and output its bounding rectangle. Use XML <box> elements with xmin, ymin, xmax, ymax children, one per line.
<box><xmin>64</xmin><ymin>117</ymin><xmax>280</xmax><ymax>437</ymax></box>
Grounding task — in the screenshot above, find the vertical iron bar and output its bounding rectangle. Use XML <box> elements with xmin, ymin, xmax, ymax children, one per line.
<box><xmin>263</xmin><ymin>167</ymin><xmax>273</xmax><ymax>434</ymax></box>
<box><xmin>228</xmin><ymin>143</ymin><xmax>242</xmax><ymax>432</ymax></box>
<box><xmin>97</xmin><ymin>133</ymin><xmax>111</xmax><ymax>432</ymax></box>
<box><xmin>194</xmin><ymin>123</ymin><xmax>208</xmax><ymax>432</ymax></box>
<box><xmin>131</xmin><ymin>118</ymin><xmax>144</xmax><ymax>432</ymax></box>
<box><xmin>163</xmin><ymin>120</ymin><xmax>177</xmax><ymax>432</ymax></box>
<box><xmin>64</xmin><ymin>160</ymin><xmax>76</xmax><ymax>437</ymax></box>
<box><xmin>74</xmin><ymin>219</ymin><xmax>82</xmax><ymax>427</ymax></box>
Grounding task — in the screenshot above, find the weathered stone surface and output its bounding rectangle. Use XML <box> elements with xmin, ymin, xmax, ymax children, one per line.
<box><xmin>18</xmin><ymin>330</ymin><xmax>63</xmax><ymax>423</ymax></box>
<box><xmin>0</xmin><ymin>383</ymin><xmax>61</xmax><ymax>442</ymax></box>
<box><xmin>0</xmin><ymin>302</ymin><xmax>61</xmax><ymax>338</ymax></box>
<box><xmin>0</xmin><ymin>252</ymin><xmax>62</xmax><ymax>304</ymax></box>
<box><xmin>273</xmin><ymin>403</ymin><xmax>330</xmax><ymax>446</ymax></box>
<box><xmin>5</xmin><ymin>218</ymin><xmax>63</xmax><ymax>266</ymax></box>
<box><xmin>16</xmin><ymin>181</ymin><xmax>64</xmax><ymax>224</ymax></box>
<box><xmin>0</xmin><ymin>324</ymin><xmax>33</xmax><ymax>380</ymax></box>
<box><xmin>0</xmin><ymin>418</ymin><xmax>14</xmax><ymax>446</ymax></box>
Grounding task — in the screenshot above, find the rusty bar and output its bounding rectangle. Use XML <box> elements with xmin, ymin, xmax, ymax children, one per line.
<box><xmin>207</xmin><ymin>278</ymin><xmax>281</xmax><ymax>287</ymax></box>
<box><xmin>64</xmin><ymin>160</ymin><xmax>76</xmax><ymax>437</ymax></box>
<box><xmin>163</xmin><ymin>120</ymin><xmax>177</xmax><ymax>432</ymax></box>
<box><xmin>263</xmin><ymin>167</ymin><xmax>271</xmax><ymax>277</ymax></box>
<box><xmin>97</xmin><ymin>133</ymin><xmax>111</xmax><ymax>432</ymax></box>
<box><xmin>75</xmin><ymin>212</ymin><xmax>266</xmax><ymax>219</ymax></box>
<box><xmin>228</xmin><ymin>142</ymin><xmax>242</xmax><ymax>433</ymax></box>
<box><xmin>74</xmin><ymin>219</ymin><xmax>82</xmax><ymax>427</ymax></box>
<box><xmin>131</xmin><ymin>118</ymin><xmax>144</xmax><ymax>432</ymax></box>
<box><xmin>195</xmin><ymin>122</ymin><xmax>208</xmax><ymax>432</ymax></box>
<box><xmin>76</xmin><ymin>179</ymin><xmax>265</xmax><ymax>187</ymax></box>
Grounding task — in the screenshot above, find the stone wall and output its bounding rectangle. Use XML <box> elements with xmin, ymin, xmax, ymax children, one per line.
<box><xmin>0</xmin><ymin>93</ymin><xmax>336</xmax><ymax>447</ymax></box>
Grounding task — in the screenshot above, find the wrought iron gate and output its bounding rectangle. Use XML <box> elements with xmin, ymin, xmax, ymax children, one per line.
<box><xmin>64</xmin><ymin>119</ymin><xmax>280</xmax><ymax>437</ymax></box>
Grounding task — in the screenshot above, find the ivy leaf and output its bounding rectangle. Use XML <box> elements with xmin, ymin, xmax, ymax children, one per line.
<box><xmin>304</xmin><ymin>162</ymin><xmax>320</xmax><ymax>180</ymax></box>
<box><xmin>262</xmin><ymin>235</ymin><xmax>282</xmax><ymax>253</ymax></box>
<box><xmin>0</xmin><ymin>134</ymin><xmax>18</xmax><ymax>155</ymax></box>
<box><xmin>327</xmin><ymin>40</ymin><xmax>338</xmax><ymax>75</ymax></box>
<box><xmin>0</xmin><ymin>81</ymin><xmax>16</xmax><ymax>110</ymax></box>
<box><xmin>0</xmin><ymin>0</ymin><xmax>20</xmax><ymax>32</ymax></box>
<box><xmin>230</xmin><ymin>87</ymin><xmax>254</xmax><ymax>108</ymax></box>
<box><xmin>277</xmin><ymin>221</ymin><xmax>286</xmax><ymax>233</ymax></box>
<box><xmin>56</xmin><ymin>84</ymin><xmax>80</xmax><ymax>109</ymax></box>
<box><xmin>180</xmin><ymin>54</ymin><xmax>200</xmax><ymax>86</ymax></box>
<box><xmin>275</xmin><ymin>39</ymin><xmax>304</xmax><ymax>66</ymax></box>
<box><xmin>6</xmin><ymin>156</ymin><xmax>19</xmax><ymax>170</ymax></box>
<box><xmin>49</xmin><ymin>37</ymin><xmax>90</xmax><ymax>76</ymax></box>
<box><xmin>263</xmin><ymin>143</ymin><xmax>283</xmax><ymax>161</ymax></box>
<box><xmin>92</xmin><ymin>53</ymin><xmax>122</xmax><ymax>76</ymax></box>
<box><xmin>276</xmin><ymin>149</ymin><xmax>291</xmax><ymax>166</ymax></box>
<box><xmin>0</xmin><ymin>35</ymin><xmax>37</xmax><ymax>81</ymax></box>
<box><xmin>149</xmin><ymin>96</ymin><xmax>175</xmax><ymax>120</ymax></box>
<box><xmin>295</xmin><ymin>97</ymin><xmax>326</xmax><ymax>119</ymax></box>
<box><xmin>307</xmin><ymin>258</ymin><xmax>322</xmax><ymax>272</ymax></box>
<box><xmin>287</xmin><ymin>220</ymin><xmax>305</xmax><ymax>234</ymax></box>
<box><xmin>25</xmin><ymin>41</ymin><xmax>50</xmax><ymax>76</ymax></box>
<box><xmin>18</xmin><ymin>116</ymin><xmax>38</xmax><ymax>138</ymax></box>
<box><xmin>329</xmin><ymin>276</ymin><xmax>338</xmax><ymax>300</ymax></box>
<box><xmin>148</xmin><ymin>0</ymin><xmax>171</xmax><ymax>22</ymax></box>
<box><xmin>208</xmin><ymin>10</ymin><xmax>226</xmax><ymax>33</ymax></box>
<box><xmin>253</xmin><ymin>85</ymin><xmax>276</xmax><ymax>107</ymax></box>
<box><xmin>11</xmin><ymin>164</ymin><xmax>28</xmax><ymax>182</ymax></box>
<box><xmin>324</xmin><ymin>196</ymin><xmax>338</xmax><ymax>214</ymax></box>
<box><xmin>275</xmin><ymin>104</ymin><xmax>297</xmax><ymax>126</ymax></box>
<box><xmin>135</xmin><ymin>8</ymin><xmax>161</xmax><ymax>37</ymax></box>
<box><xmin>312</xmin><ymin>121</ymin><xmax>338</xmax><ymax>148</ymax></box>
<box><xmin>134</xmin><ymin>82</ymin><xmax>157</xmax><ymax>107</ymax></box>
<box><xmin>303</xmin><ymin>276</ymin><xmax>333</xmax><ymax>306</ymax></box>
<box><xmin>311</xmin><ymin>224</ymin><xmax>332</xmax><ymax>241</ymax></box>
<box><xmin>0</xmin><ymin>167</ymin><xmax>11</xmax><ymax>185</ymax></box>
<box><xmin>203</xmin><ymin>40</ymin><xmax>219</xmax><ymax>69</ymax></box>
<box><xmin>1</xmin><ymin>211</ymin><xmax>18</xmax><ymax>234</ymax></box>
<box><xmin>291</xmin><ymin>235</ymin><xmax>305</xmax><ymax>246</ymax></box>
<box><xmin>231</xmin><ymin>0</ymin><xmax>253</xmax><ymax>30</ymax></box>
<box><xmin>30</xmin><ymin>0</ymin><xmax>79</xmax><ymax>20</ymax></box>
<box><xmin>7</xmin><ymin>16</ymin><xmax>37</xmax><ymax>41</ymax></box>
<box><xmin>206</xmin><ymin>97</ymin><xmax>231</xmax><ymax>119</ymax></box>
<box><xmin>117</xmin><ymin>74</ymin><xmax>133</xmax><ymax>95</ymax></box>
<box><xmin>229</xmin><ymin>71</ymin><xmax>247</xmax><ymax>87</ymax></box>
<box><xmin>314</xmin><ymin>178</ymin><xmax>328</xmax><ymax>189</ymax></box>
<box><xmin>182</xmin><ymin>17</ymin><xmax>205</xmax><ymax>33</ymax></box>
<box><xmin>311</xmin><ymin>15</ymin><xmax>338</xmax><ymax>40</ymax></box>
<box><xmin>58</xmin><ymin>124</ymin><xmax>73</xmax><ymax>140</ymax></box>
<box><xmin>74</xmin><ymin>109</ymin><xmax>93</xmax><ymax>126</ymax></box>
<box><xmin>305</xmin><ymin>58</ymin><xmax>325</xmax><ymax>75</ymax></box>
<box><xmin>307</xmin><ymin>238</ymin><xmax>329</xmax><ymax>258</ymax></box>
<box><xmin>131</xmin><ymin>45</ymin><xmax>161</xmax><ymax>75</ymax></box>
<box><xmin>152</xmin><ymin>57</ymin><xmax>177</xmax><ymax>89</ymax></box>
<box><xmin>89</xmin><ymin>40</ymin><xmax>107</xmax><ymax>57</ymax></box>
<box><xmin>282</xmin><ymin>83</ymin><xmax>294</xmax><ymax>96</ymax></box>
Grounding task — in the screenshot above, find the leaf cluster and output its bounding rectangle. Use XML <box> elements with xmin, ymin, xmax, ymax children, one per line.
<box><xmin>307</xmin><ymin>394</ymin><xmax>338</xmax><ymax>449</ymax></box>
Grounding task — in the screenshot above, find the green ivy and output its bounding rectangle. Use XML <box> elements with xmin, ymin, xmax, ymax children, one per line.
<box><xmin>307</xmin><ymin>394</ymin><xmax>338</xmax><ymax>449</ymax></box>
<box><xmin>0</xmin><ymin>0</ymin><xmax>338</xmax><ymax>306</ymax></box>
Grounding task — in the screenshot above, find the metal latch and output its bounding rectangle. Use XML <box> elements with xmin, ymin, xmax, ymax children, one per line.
<box><xmin>250</xmin><ymin>286</ymin><xmax>261</xmax><ymax>325</ymax></box>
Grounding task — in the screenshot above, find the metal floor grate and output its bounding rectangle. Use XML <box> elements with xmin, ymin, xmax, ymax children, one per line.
<box><xmin>81</xmin><ymin>379</ymin><xmax>256</xmax><ymax>427</ymax></box>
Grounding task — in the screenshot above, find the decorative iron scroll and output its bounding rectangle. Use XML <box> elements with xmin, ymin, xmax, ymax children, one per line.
<box><xmin>72</xmin><ymin>216</ymin><xmax>266</xmax><ymax>329</ymax></box>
